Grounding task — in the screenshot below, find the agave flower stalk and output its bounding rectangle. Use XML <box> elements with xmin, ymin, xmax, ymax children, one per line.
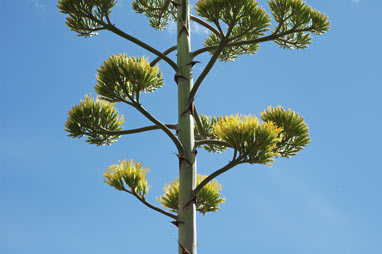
<box><xmin>175</xmin><ymin>1</ymin><xmax>197</xmax><ymax>253</ymax></box>
<box><xmin>59</xmin><ymin>0</ymin><xmax>329</xmax><ymax>253</ymax></box>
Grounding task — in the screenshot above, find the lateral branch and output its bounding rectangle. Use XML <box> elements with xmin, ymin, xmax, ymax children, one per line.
<box><xmin>100</xmin><ymin>124</ymin><xmax>178</xmax><ymax>136</ymax></box>
<box><xmin>122</xmin><ymin>187</ymin><xmax>178</xmax><ymax>220</ymax></box>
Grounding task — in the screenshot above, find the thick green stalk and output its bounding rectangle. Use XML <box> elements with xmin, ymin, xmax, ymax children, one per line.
<box><xmin>177</xmin><ymin>1</ymin><xmax>196</xmax><ymax>254</ymax></box>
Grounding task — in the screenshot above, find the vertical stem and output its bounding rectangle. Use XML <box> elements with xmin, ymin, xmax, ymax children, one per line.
<box><xmin>177</xmin><ymin>1</ymin><xmax>197</xmax><ymax>254</ymax></box>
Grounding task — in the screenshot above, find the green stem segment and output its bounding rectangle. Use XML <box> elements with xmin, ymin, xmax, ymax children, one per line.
<box><xmin>190</xmin><ymin>15</ymin><xmax>223</xmax><ymax>39</ymax></box>
<box><xmin>99</xmin><ymin>124</ymin><xmax>177</xmax><ymax>136</ymax></box>
<box><xmin>91</xmin><ymin>13</ymin><xmax>178</xmax><ymax>71</ymax></box>
<box><xmin>104</xmin><ymin>23</ymin><xmax>178</xmax><ymax>71</ymax></box>
<box><xmin>150</xmin><ymin>45</ymin><xmax>177</xmax><ymax>67</ymax></box>
<box><xmin>188</xmin><ymin>20</ymin><xmax>235</xmax><ymax>103</ymax></box>
<box><xmin>177</xmin><ymin>1</ymin><xmax>197</xmax><ymax>253</ymax></box>
<box><xmin>188</xmin><ymin>38</ymin><xmax>228</xmax><ymax>103</ymax></box>
<box><xmin>122</xmin><ymin>187</ymin><xmax>178</xmax><ymax>220</ymax></box>
<box><xmin>194</xmin><ymin>158</ymin><xmax>242</xmax><ymax>196</ymax></box>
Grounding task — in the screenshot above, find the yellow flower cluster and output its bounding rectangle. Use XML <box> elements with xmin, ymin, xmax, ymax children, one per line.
<box><xmin>65</xmin><ymin>95</ymin><xmax>124</xmax><ymax>146</ymax></box>
<box><xmin>124</xmin><ymin>56</ymin><xmax>161</xmax><ymax>92</ymax></box>
<box><xmin>212</xmin><ymin>113</ymin><xmax>284</xmax><ymax>165</ymax></box>
<box><xmin>157</xmin><ymin>174</ymin><xmax>225</xmax><ymax>215</ymax></box>
<box><xmin>157</xmin><ymin>178</ymin><xmax>179</xmax><ymax>213</ymax></box>
<box><xmin>253</xmin><ymin>121</ymin><xmax>283</xmax><ymax>164</ymax></box>
<box><xmin>96</xmin><ymin>54</ymin><xmax>164</xmax><ymax>103</ymax></box>
<box><xmin>213</xmin><ymin>114</ymin><xmax>259</xmax><ymax>149</ymax></box>
<box><xmin>196</xmin><ymin>175</ymin><xmax>226</xmax><ymax>215</ymax></box>
<box><xmin>103</xmin><ymin>159</ymin><xmax>149</xmax><ymax>196</ymax></box>
<box><xmin>261</xmin><ymin>105</ymin><xmax>311</xmax><ymax>158</ymax></box>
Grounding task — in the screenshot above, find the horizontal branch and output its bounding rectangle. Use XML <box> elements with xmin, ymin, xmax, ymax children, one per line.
<box><xmin>100</xmin><ymin>124</ymin><xmax>178</xmax><ymax>136</ymax></box>
<box><xmin>191</xmin><ymin>27</ymin><xmax>310</xmax><ymax>57</ymax></box>
<box><xmin>122</xmin><ymin>187</ymin><xmax>178</xmax><ymax>220</ymax></box>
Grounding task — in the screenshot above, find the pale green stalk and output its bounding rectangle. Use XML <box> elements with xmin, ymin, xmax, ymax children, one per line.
<box><xmin>176</xmin><ymin>0</ymin><xmax>197</xmax><ymax>253</ymax></box>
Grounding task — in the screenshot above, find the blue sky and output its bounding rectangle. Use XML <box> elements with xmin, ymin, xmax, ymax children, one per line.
<box><xmin>1</xmin><ymin>0</ymin><xmax>381</xmax><ymax>253</ymax></box>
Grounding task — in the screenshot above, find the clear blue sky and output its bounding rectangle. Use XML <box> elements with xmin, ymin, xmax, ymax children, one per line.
<box><xmin>1</xmin><ymin>0</ymin><xmax>381</xmax><ymax>253</ymax></box>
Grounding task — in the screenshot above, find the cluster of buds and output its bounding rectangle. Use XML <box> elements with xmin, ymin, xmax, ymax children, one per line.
<box><xmin>199</xmin><ymin>106</ymin><xmax>310</xmax><ymax>165</ymax></box>
<box><xmin>157</xmin><ymin>174</ymin><xmax>226</xmax><ymax>215</ymax></box>
<box><xmin>103</xmin><ymin>159</ymin><xmax>150</xmax><ymax>197</ymax></box>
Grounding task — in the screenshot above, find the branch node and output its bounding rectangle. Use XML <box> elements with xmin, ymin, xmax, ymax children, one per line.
<box><xmin>175</xmin><ymin>74</ymin><xmax>187</xmax><ymax>84</ymax></box>
<box><xmin>183</xmin><ymin>193</ymin><xmax>197</xmax><ymax>209</ymax></box>
<box><xmin>178</xmin><ymin>20</ymin><xmax>189</xmax><ymax>37</ymax></box>
<box><xmin>171</xmin><ymin>220</ymin><xmax>184</xmax><ymax>227</ymax></box>
<box><xmin>187</xmin><ymin>60</ymin><xmax>201</xmax><ymax>67</ymax></box>
<box><xmin>174</xmin><ymin>153</ymin><xmax>192</xmax><ymax>168</ymax></box>
<box><xmin>177</xmin><ymin>240</ymin><xmax>191</xmax><ymax>254</ymax></box>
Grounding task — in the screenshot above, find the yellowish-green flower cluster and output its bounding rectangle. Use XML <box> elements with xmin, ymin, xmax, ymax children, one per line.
<box><xmin>58</xmin><ymin>0</ymin><xmax>118</xmax><ymax>37</ymax></box>
<box><xmin>213</xmin><ymin>114</ymin><xmax>259</xmax><ymax>149</ymax></box>
<box><xmin>196</xmin><ymin>175</ymin><xmax>226</xmax><ymax>215</ymax></box>
<box><xmin>194</xmin><ymin>114</ymin><xmax>227</xmax><ymax>153</ymax></box>
<box><xmin>269</xmin><ymin>0</ymin><xmax>330</xmax><ymax>49</ymax></box>
<box><xmin>195</xmin><ymin>0</ymin><xmax>270</xmax><ymax>31</ymax></box>
<box><xmin>261</xmin><ymin>106</ymin><xmax>310</xmax><ymax>158</ymax></box>
<box><xmin>95</xmin><ymin>54</ymin><xmax>164</xmax><ymax>102</ymax></box>
<box><xmin>65</xmin><ymin>95</ymin><xmax>124</xmax><ymax>146</ymax></box>
<box><xmin>249</xmin><ymin>120</ymin><xmax>282</xmax><ymax>165</ymax></box>
<box><xmin>132</xmin><ymin>0</ymin><xmax>177</xmax><ymax>30</ymax></box>
<box><xmin>196</xmin><ymin>0</ymin><xmax>270</xmax><ymax>61</ymax></box>
<box><xmin>213</xmin><ymin>114</ymin><xmax>282</xmax><ymax>165</ymax></box>
<box><xmin>157</xmin><ymin>178</ymin><xmax>179</xmax><ymax>213</ymax></box>
<box><xmin>157</xmin><ymin>174</ymin><xmax>225</xmax><ymax>215</ymax></box>
<box><xmin>103</xmin><ymin>159</ymin><xmax>149</xmax><ymax>197</ymax></box>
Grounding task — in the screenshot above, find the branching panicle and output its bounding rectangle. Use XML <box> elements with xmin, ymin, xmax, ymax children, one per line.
<box><xmin>192</xmin><ymin>0</ymin><xmax>330</xmax><ymax>59</ymax></box>
<box><xmin>261</xmin><ymin>106</ymin><xmax>310</xmax><ymax>158</ymax></box>
<box><xmin>59</xmin><ymin>0</ymin><xmax>326</xmax><ymax>243</ymax></box>
<box><xmin>65</xmin><ymin>95</ymin><xmax>124</xmax><ymax>146</ymax></box>
<box><xmin>210</xmin><ymin>106</ymin><xmax>310</xmax><ymax>165</ymax></box>
<box><xmin>95</xmin><ymin>54</ymin><xmax>164</xmax><ymax>103</ymax></box>
<box><xmin>196</xmin><ymin>0</ymin><xmax>271</xmax><ymax>61</ymax></box>
<box><xmin>57</xmin><ymin>0</ymin><xmax>118</xmax><ymax>37</ymax></box>
<box><xmin>213</xmin><ymin>114</ymin><xmax>281</xmax><ymax>165</ymax></box>
<box><xmin>204</xmin><ymin>29</ymin><xmax>260</xmax><ymax>62</ymax></box>
<box><xmin>157</xmin><ymin>174</ymin><xmax>225</xmax><ymax>215</ymax></box>
<box><xmin>104</xmin><ymin>159</ymin><xmax>150</xmax><ymax>197</ymax></box>
<box><xmin>132</xmin><ymin>0</ymin><xmax>177</xmax><ymax>30</ymax></box>
<box><xmin>269</xmin><ymin>0</ymin><xmax>330</xmax><ymax>49</ymax></box>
